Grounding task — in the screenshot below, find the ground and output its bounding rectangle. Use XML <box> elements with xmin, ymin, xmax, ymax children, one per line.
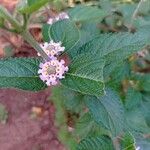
<box><xmin>0</xmin><ymin>1</ymin><xmax>66</xmax><ymax>149</ymax></box>
<box><xmin>0</xmin><ymin>88</ymin><xmax>66</xmax><ymax>150</ymax></box>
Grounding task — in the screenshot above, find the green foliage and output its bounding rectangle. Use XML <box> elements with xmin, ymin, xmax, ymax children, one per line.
<box><xmin>0</xmin><ymin>58</ymin><xmax>46</xmax><ymax>91</ymax></box>
<box><xmin>69</xmin><ymin>30</ymin><xmax>99</xmax><ymax>59</ymax></box>
<box><xmin>0</xmin><ymin>16</ymin><xmax>4</xmax><ymax>26</ymax></box>
<box><xmin>19</xmin><ymin>0</ymin><xmax>51</xmax><ymax>14</ymax></box>
<box><xmin>139</xmin><ymin>74</ymin><xmax>150</xmax><ymax>92</ymax></box>
<box><xmin>120</xmin><ymin>132</ymin><xmax>136</xmax><ymax>150</ymax></box>
<box><xmin>68</xmin><ymin>5</ymin><xmax>107</xmax><ymax>22</ymax></box>
<box><xmin>75</xmin><ymin>113</ymin><xmax>97</xmax><ymax>139</ymax></box>
<box><xmin>75</xmin><ymin>113</ymin><xmax>109</xmax><ymax>139</ymax></box>
<box><xmin>61</xmin><ymin>56</ymin><xmax>105</xmax><ymax>96</ymax></box>
<box><xmin>124</xmin><ymin>87</ymin><xmax>150</xmax><ymax>135</ymax></box>
<box><xmin>77</xmin><ymin>136</ymin><xmax>114</xmax><ymax>150</ymax></box>
<box><xmin>51</xmin><ymin>86</ymin><xmax>78</xmax><ymax>150</ymax></box>
<box><xmin>43</xmin><ymin>20</ymin><xmax>105</xmax><ymax>96</ymax></box>
<box><xmin>125</xmin><ymin>88</ymin><xmax>142</xmax><ymax>110</ymax></box>
<box><xmin>42</xmin><ymin>20</ymin><xmax>80</xmax><ymax>53</ymax></box>
<box><xmin>53</xmin><ymin>86</ymin><xmax>84</xmax><ymax>113</ymax></box>
<box><xmin>27</xmin><ymin>0</ymin><xmax>38</xmax><ymax>6</ymax></box>
<box><xmin>85</xmin><ymin>89</ymin><xmax>125</xmax><ymax>137</ymax></box>
<box><xmin>1</xmin><ymin>1</ymin><xmax>150</xmax><ymax>150</ymax></box>
<box><xmin>72</xmin><ymin>32</ymin><xmax>147</xmax><ymax>77</ymax></box>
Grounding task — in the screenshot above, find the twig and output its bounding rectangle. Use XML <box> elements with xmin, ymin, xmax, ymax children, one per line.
<box><xmin>132</xmin><ymin>0</ymin><xmax>146</xmax><ymax>19</ymax></box>
<box><xmin>129</xmin><ymin>0</ymin><xmax>146</xmax><ymax>32</ymax></box>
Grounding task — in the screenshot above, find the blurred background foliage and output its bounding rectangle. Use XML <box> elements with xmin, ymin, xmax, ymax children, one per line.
<box><xmin>48</xmin><ymin>0</ymin><xmax>150</xmax><ymax>150</ymax></box>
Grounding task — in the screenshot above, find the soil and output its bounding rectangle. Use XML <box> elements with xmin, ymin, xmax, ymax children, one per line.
<box><xmin>0</xmin><ymin>88</ymin><xmax>66</xmax><ymax>150</ymax></box>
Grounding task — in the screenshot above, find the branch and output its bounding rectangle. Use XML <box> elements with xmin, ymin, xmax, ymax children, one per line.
<box><xmin>132</xmin><ymin>0</ymin><xmax>146</xmax><ymax>20</ymax></box>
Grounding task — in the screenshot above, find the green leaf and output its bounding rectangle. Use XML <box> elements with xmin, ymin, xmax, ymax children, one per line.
<box><xmin>0</xmin><ymin>58</ymin><xmax>46</xmax><ymax>91</ymax></box>
<box><xmin>75</xmin><ymin>33</ymin><xmax>146</xmax><ymax>57</ymax></box>
<box><xmin>107</xmin><ymin>61</ymin><xmax>131</xmax><ymax>92</ymax></box>
<box><xmin>51</xmin><ymin>86</ymin><xmax>78</xmax><ymax>150</ymax></box>
<box><xmin>140</xmin><ymin>74</ymin><xmax>150</xmax><ymax>92</ymax></box>
<box><xmin>85</xmin><ymin>88</ymin><xmax>125</xmax><ymax>136</ymax></box>
<box><xmin>68</xmin><ymin>5</ymin><xmax>107</xmax><ymax>22</ymax></box>
<box><xmin>75</xmin><ymin>113</ymin><xmax>109</xmax><ymax>139</ymax></box>
<box><xmin>53</xmin><ymin>86</ymin><xmax>84</xmax><ymax>113</ymax></box>
<box><xmin>125</xmin><ymin>107</ymin><xmax>150</xmax><ymax>134</ymax></box>
<box><xmin>110</xmin><ymin>61</ymin><xmax>131</xmax><ymax>82</ymax></box>
<box><xmin>61</xmin><ymin>55</ymin><xmax>105</xmax><ymax>96</ymax></box>
<box><xmin>140</xmin><ymin>94</ymin><xmax>150</xmax><ymax>127</ymax></box>
<box><xmin>138</xmin><ymin>0</ymin><xmax>150</xmax><ymax>15</ymax></box>
<box><xmin>42</xmin><ymin>20</ymin><xmax>80</xmax><ymax>54</ymax></box>
<box><xmin>75</xmin><ymin>113</ymin><xmax>96</xmax><ymax>139</ymax></box>
<box><xmin>19</xmin><ymin>0</ymin><xmax>50</xmax><ymax>14</ymax></box>
<box><xmin>69</xmin><ymin>30</ymin><xmax>99</xmax><ymax>59</ymax></box>
<box><xmin>72</xmin><ymin>32</ymin><xmax>147</xmax><ymax>77</ymax></box>
<box><xmin>77</xmin><ymin>136</ymin><xmax>114</xmax><ymax>150</ymax></box>
<box><xmin>120</xmin><ymin>132</ymin><xmax>136</xmax><ymax>150</ymax></box>
<box><xmin>125</xmin><ymin>88</ymin><xmax>142</xmax><ymax>110</ymax></box>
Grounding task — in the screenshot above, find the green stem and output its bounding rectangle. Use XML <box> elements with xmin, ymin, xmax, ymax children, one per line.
<box><xmin>132</xmin><ymin>0</ymin><xmax>146</xmax><ymax>20</ymax></box>
<box><xmin>129</xmin><ymin>0</ymin><xmax>146</xmax><ymax>31</ymax></box>
<box><xmin>23</xmin><ymin>14</ymin><xmax>29</xmax><ymax>30</ymax></box>
<box><xmin>0</xmin><ymin>5</ymin><xmax>22</xmax><ymax>32</ymax></box>
<box><xmin>21</xmin><ymin>30</ymin><xmax>49</xmax><ymax>60</ymax></box>
<box><xmin>0</xmin><ymin>23</ymin><xmax>18</xmax><ymax>33</ymax></box>
<box><xmin>0</xmin><ymin>5</ymin><xmax>49</xmax><ymax>61</ymax></box>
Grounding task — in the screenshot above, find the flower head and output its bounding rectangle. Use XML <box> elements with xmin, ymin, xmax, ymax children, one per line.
<box><xmin>38</xmin><ymin>57</ymin><xmax>68</xmax><ymax>86</ymax></box>
<box><xmin>47</xmin><ymin>12</ymin><xmax>69</xmax><ymax>25</ymax></box>
<box><xmin>136</xmin><ymin>146</ymin><xmax>140</xmax><ymax>150</ymax></box>
<box><xmin>137</xmin><ymin>50</ymin><xmax>148</xmax><ymax>57</ymax></box>
<box><xmin>39</xmin><ymin>40</ymin><xmax>65</xmax><ymax>58</ymax></box>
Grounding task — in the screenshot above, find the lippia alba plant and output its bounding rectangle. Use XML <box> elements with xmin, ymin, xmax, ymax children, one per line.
<box><xmin>0</xmin><ymin>0</ymin><xmax>150</xmax><ymax>150</ymax></box>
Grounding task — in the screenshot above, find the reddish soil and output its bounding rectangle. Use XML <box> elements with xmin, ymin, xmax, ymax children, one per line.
<box><xmin>0</xmin><ymin>1</ymin><xmax>66</xmax><ymax>149</ymax></box>
<box><xmin>0</xmin><ymin>88</ymin><xmax>66</xmax><ymax>150</ymax></box>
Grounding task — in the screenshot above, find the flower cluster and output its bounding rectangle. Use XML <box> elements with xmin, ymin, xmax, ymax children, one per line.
<box><xmin>47</xmin><ymin>12</ymin><xmax>69</xmax><ymax>25</ymax></box>
<box><xmin>38</xmin><ymin>12</ymin><xmax>69</xmax><ymax>86</ymax></box>
<box><xmin>38</xmin><ymin>40</ymin><xmax>65</xmax><ymax>58</ymax></box>
<box><xmin>38</xmin><ymin>58</ymin><xmax>68</xmax><ymax>86</ymax></box>
<box><xmin>38</xmin><ymin>40</ymin><xmax>68</xmax><ymax>86</ymax></box>
<box><xmin>137</xmin><ymin>49</ymin><xmax>148</xmax><ymax>57</ymax></box>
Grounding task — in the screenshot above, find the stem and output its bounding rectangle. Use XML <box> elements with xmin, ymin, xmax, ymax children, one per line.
<box><xmin>132</xmin><ymin>0</ymin><xmax>146</xmax><ymax>19</ymax></box>
<box><xmin>0</xmin><ymin>5</ymin><xmax>49</xmax><ymax>61</ymax></box>
<box><xmin>129</xmin><ymin>0</ymin><xmax>146</xmax><ymax>32</ymax></box>
<box><xmin>0</xmin><ymin>25</ymin><xmax>18</xmax><ymax>33</ymax></box>
<box><xmin>113</xmin><ymin>137</ymin><xmax>120</xmax><ymax>150</ymax></box>
<box><xmin>21</xmin><ymin>30</ymin><xmax>49</xmax><ymax>60</ymax></box>
<box><xmin>23</xmin><ymin>14</ymin><xmax>29</xmax><ymax>30</ymax></box>
<box><xmin>0</xmin><ymin>5</ymin><xmax>22</xmax><ymax>32</ymax></box>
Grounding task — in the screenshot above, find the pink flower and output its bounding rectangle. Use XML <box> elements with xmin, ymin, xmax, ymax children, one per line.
<box><xmin>47</xmin><ymin>12</ymin><xmax>69</xmax><ymax>25</ymax></box>
<box><xmin>38</xmin><ymin>40</ymin><xmax>65</xmax><ymax>58</ymax></box>
<box><xmin>38</xmin><ymin>57</ymin><xmax>68</xmax><ymax>86</ymax></box>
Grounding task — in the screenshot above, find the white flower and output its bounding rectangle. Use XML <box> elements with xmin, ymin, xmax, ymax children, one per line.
<box><xmin>38</xmin><ymin>57</ymin><xmax>68</xmax><ymax>86</ymax></box>
<box><xmin>136</xmin><ymin>146</ymin><xmax>140</xmax><ymax>150</ymax></box>
<box><xmin>38</xmin><ymin>40</ymin><xmax>65</xmax><ymax>58</ymax></box>
<box><xmin>47</xmin><ymin>12</ymin><xmax>69</xmax><ymax>25</ymax></box>
<box><xmin>137</xmin><ymin>50</ymin><xmax>148</xmax><ymax>57</ymax></box>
